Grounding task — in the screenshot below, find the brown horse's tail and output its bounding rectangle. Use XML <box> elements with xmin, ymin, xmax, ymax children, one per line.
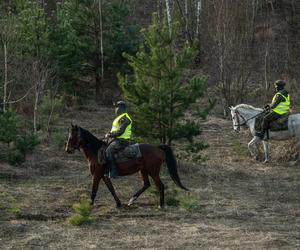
<box><xmin>158</xmin><ymin>145</ymin><xmax>188</xmax><ymax>191</ymax></box>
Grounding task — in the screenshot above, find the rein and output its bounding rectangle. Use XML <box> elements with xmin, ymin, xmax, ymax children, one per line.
<box><xmin>234</xmin><ymin>109</ymin><xmax>264</xmax><ymax>130</ymax></box>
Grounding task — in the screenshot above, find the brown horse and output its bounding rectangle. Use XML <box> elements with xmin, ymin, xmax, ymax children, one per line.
<box><xmin>65</xmin><ymin>124</ymin><xmax>188</xmax><ymax>208</ymax></box>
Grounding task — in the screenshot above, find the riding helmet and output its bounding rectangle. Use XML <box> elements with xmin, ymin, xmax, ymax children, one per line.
<box><xmin>274</xmin><ymin>80</ymin><xmax>286</xmax><ymax>87</ymax></box>
<box><xmin>115</xmin><ymin>101</ymin><xmax>126</xmax><ymax>108</ymax></box>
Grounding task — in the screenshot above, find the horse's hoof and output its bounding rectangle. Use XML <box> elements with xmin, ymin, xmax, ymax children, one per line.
<box><xmin>263</xmin><ymin>159</ymin><xmax>269</xmax><ymax>164</ymax></box>
<box><xmin>128</xmin><ymin>197</ymin><xmax>135</xmax><ymax>206</ymax></box>
<box><xmin>289</xmin><ymin>160</ymin><xmax>298</xmax><ymax>167</ymax></box>
<box><xmin>158</xmin><ymin>205</ymin><xmax>164</xmax><ymax>209</ymax></box>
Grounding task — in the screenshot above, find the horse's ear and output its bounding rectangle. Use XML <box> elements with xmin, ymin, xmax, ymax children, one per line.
<box><xmin>71</xmin><ymin>122</ymin><xmax>78</xmax><ymax>130</ymax></box>
<box><xmin>229</xmin><ymin>106</ymin><xmax>232</xmax><ymax>111</ymax></box>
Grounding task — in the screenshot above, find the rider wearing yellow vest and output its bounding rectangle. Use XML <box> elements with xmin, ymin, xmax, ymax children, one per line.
<box><xmin>257</xmin><ymin>80</ymin><xmax>291</xmax><ymax>139</ymax></box>
<box><xmin>105</xmin><ymin>101</ymin><xmax>132</xmax><ymax>178</ymax></box>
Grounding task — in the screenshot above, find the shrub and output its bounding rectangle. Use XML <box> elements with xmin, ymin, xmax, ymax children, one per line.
<box><xmin>40</xmin><ymin>94</ymin><xmax>64</xmax><ymax>132</ymax></box>
<box><xmin>15</xmin><ymin>134</ymin><xmax>40</xmax><ymax>155</ymax></box>
<box><xmin>6</xmin><ymin>150</ymin><xmax>25</xmax><ymax>165</ymax></box>
<box><xmin>68</xmin><ymin>195</ymin><xmax>93</xmax><ymax>226</ymax></box>
<box><xmin>51</xmin><ymin>130</ymin><xmax>67</xmax><ymax>149</ymax></box>
<box><xmin>0</xmin><ymin>111</ymin><xmax>39</xmax><ymax>165</ymax></box>
<box><xmin>178</xmin><ymin>192</ymin><xmax>199</xmax><ymax>210</ymax></box>
<box><xmin>148</xmin><ymin>184</ymin><xmax>200</xmax><ymax>210</ymax></box>
<box><xmin>0</xmin><ymin>192</ymin><xmax>21</xmax><ymax>218</ymax></box>
<box><xmin>166</xmin><ymin>188</ymin><xmax>200</xmax><ymax>210</ymax></box>
<box><xmin>0</xmin><ymin>111</ymin><xmax>19</xmax><ymax>143</ymax></box>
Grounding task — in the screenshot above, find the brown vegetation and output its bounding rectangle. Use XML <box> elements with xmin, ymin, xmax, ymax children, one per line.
<box><xmin>0</xmin><ymin>106</ymin><xmax>299</xmax><ymax>249</ymax></box>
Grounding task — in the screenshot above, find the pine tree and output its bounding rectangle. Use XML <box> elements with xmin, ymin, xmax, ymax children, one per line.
<box><xmin>51</xmin><ymin>0</ymin><xmax>139</xmax><ymax>96</ymax></box>
<box><xmin>119</xmin><ymin>14</ymin><xmax>211</xmax><ymax>145</ymax></box>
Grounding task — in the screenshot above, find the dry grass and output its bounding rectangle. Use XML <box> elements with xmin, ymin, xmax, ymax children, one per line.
<box><xmin>0</xmin><ymin>108</ymin><xmax>299</xmax><ymax>249</ymax></box>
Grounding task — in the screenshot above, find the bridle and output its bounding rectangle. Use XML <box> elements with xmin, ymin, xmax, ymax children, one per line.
<box><xmin>232</xmin><ymin>108</ymin><xmax>263</xmax><ymax>131</ymax></box>
<box><xmin>67</xmin><ymin>126</ymin><xmax>111</xmax><ymax>152</ymax></box>
<box><xmin>232</xmin><ymin>109</ymin><xmax>247</xmax><ymax>131</ymax></box>
<box><xmin>67</xmin><ymin>127</ymin><xmax>83</xmax><ymax>151</ymax></box>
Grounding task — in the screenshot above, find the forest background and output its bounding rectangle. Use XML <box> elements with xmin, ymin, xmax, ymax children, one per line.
<box><xmin>0</xmin><ymin>0</ymin><xmax>299</xmax><ymax>162</ymax></box>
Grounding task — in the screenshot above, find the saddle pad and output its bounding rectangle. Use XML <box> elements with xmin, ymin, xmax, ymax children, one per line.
<box><xmin>269</xmin><ymin>117</ymin><xmax>289</xmax><ymax>131</ymax></box>
<box><xmin>114</xmin><ymin>143</ymin><xmax>141</xmax><ymax>163</ymax></box>
<box><xmin>255</xmin><ymin>113</ymin><xmax>289</xmax><ymax>132</ymax></box>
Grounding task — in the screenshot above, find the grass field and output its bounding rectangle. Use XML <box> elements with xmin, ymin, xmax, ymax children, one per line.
<box><xmin>0</xmin><ymin>107</ymin><xmax>299</xmax><ymax>249</ymax></box>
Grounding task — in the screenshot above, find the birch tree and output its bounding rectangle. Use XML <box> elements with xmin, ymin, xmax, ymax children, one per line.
<box><xmin>17</xmin><ymin>0</ymin><xmax>51</xmax><ymax>133</ymax></box>
<box><xmin>165</xmin><ymin>0</ymin><xmax>172</xmax><ymax>35</ymax></box>
<box><xmin>0</xmin><ymin>14</ymin><xmax>19</xmax><ymax>112</ymax></box>
<box><xmin>206</xmin><ymin>0</ymin><xmax>253</xmax><ymax>115</ymax></box>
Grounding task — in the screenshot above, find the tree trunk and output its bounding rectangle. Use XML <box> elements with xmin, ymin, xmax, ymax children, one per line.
<box><xmin>99</xmin><ymin>0</ymin><xmax>104</xmax><ymax>79</ymax></box>
<box><xmin>196</xmin><ymin>0</ymin><xmax>202</xmax><ymax>37</ymax></box>
<box><xmin>95</xmin><ymin>73</ymin><xmax>102</xmax><ymax>98</ymax></box>
<box><xmin>33</xmin><ymin>82</ymin><xmax>39</xmax><ymax>134</ymax></box>
<box><xmin>3</xmin><ymin>42</ymin><xmax>8</xmax><ymax>112</ymax></box>
<box><xmin>165</xmin><ymin>0</ymin><xmax>172</xmax><ymax>35</ymax></box>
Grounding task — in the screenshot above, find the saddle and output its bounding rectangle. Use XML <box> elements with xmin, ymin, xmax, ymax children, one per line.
<box><xmin>97</xmin><ymin>143</ymin><xmax>142</xmax><ymax>165</ymax></box>
<box><xmin>254</xmin><ymin>112</ymin><xmax>289</xmax><ymax>132</ymax></box>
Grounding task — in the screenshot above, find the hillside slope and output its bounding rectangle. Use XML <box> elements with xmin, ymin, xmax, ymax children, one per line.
<box><xmin>0</xmin><ymin>106</ymin><xmax>299</xmax><ymax>249</ymax></box>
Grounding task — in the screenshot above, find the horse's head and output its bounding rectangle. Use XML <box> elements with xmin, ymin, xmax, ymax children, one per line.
<box><xmin>229</xmin><ymin>106</ymin><xmax>241</xmax><ymax>132</ymax></box>
<box><xmin>65</xmin><ymin>123</ymin><xmax>83</xmax><ymax>153</ymax></box>
<box><xmin>230</xmin><ymin>104</ymin><xmax>262</xmax><ymax>133</ymax></box>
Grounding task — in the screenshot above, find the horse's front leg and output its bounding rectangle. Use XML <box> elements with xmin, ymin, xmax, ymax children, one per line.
<box><xmin>103</xmin><ymin>176</ymin><xmax>122</xmax><ymax>208</ymax></box>
<box><xmin>262</xmin><ymin>140</ymin><xmax>270</xmax><ymax>163</ymax></box>
<box><xmin>248</xmin><ymin>136</ymin><xmax>260</xmax><ymax>160</ymax></box>
<box><xmin>91</xmin><ymin>175</ymin><xmax>101</xmax><ymax>205</ymax></box>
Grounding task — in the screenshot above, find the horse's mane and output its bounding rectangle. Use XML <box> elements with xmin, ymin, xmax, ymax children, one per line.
<box><xmin>234</xmin><ymin>104</ymin><xmax>263</xmax><ymax>112</ymax></box>
<box><xmin>78</xmin><ymin>127</ymin><xmax>107</xmax><ymax>155</ymax></box>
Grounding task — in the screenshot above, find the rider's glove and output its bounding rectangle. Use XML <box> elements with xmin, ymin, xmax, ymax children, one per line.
<box><xmin>105</xmin><ymin>132</ymin><xmax>112</xmax><ymax>138</ymax></box>
<box><xmin>264</xmin><ymin>105</ymin><xmax>270</xmax><ymax>112</ymax></box>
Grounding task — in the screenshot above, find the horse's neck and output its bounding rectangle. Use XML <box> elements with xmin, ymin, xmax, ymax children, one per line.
<box><xmin>81</xmin><ymin>143</ymin><xmax>98</xmax><ymax>170</ymax></box>
<box><xmin>238</xmin><ymin>108</ymin><xmax>260</xmax><ymax>129</ymax></box>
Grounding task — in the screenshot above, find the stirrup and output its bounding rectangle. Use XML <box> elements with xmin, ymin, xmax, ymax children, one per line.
<box><xmin>109</xmin><ymin>172</ymin><xmax>119</xmax><ymax>179</ymax></box>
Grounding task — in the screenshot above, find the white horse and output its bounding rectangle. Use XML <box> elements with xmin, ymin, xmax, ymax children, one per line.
<box><xmin>230</xmin><ymin>104</ymin><xmax>300</xmax><ymax>164</ymax></box>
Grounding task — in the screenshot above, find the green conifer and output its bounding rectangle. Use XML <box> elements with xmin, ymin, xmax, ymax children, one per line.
<box><xmin>119</xmin><ymin>14</ymin><xmax>212</xmax><ymax>145</ymax></box>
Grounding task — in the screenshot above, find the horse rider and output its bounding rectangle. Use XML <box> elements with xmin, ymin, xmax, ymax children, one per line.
<box><xmin>105</xmin><ymin>101</ymin><xmax>132</xmax><ymax>178</ymax></box>
<box><xmin>257</xmin><ymin>80</ymin><xmax>291</xmax><ymax>139</ymax></box>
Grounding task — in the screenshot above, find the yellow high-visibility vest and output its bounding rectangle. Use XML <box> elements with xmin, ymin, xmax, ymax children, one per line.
<box><xmin>272</xmin><ymin>92</ymin><xmax>290</xmax><ymax>115</ymax></box>
<box><xmin>110</xmin><ymin>113</ymin><xmax>132</xmax><ymax>139</ymax></box>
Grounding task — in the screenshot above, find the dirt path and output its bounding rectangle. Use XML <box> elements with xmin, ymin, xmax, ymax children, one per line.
<box><xmin>0</xmin><ymin>110</ymin><xmax>299</xmax><ymax>249</ymax></box>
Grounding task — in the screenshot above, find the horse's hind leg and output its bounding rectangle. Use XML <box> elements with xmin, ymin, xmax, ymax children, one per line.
<box><xmin>150</xmin><ymin>174</ymin><xmax>165</xmax><ymax>209</ymax></box>
<box><xmin>290</xmin><ymin>140</ymin><xmax>300</xmax><ymax>166</ymax></box>
<box><xmin>103</xmin><ymin>176</ymin><xmax>122</xmax><ymax>208</ymax></box>
<box><xmin>262</xmin><ymin>140</ymin><xmax>270</xmax><ymax>163</ymax></box>
<box><xmin>128</xmin><ymin>170</ymin><xmax>150</xmax><ymax>206</ymax></box>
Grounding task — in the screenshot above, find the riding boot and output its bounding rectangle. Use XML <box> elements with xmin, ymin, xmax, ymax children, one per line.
<box><xmin>108</xmin><ymin>156</ymin><xmax>119</xmax><ymax>178</ymax></box>
<box><xmin>256</xmin><ymin>130</ymin><xmax>265</xmax><ymax>140</ymax></box>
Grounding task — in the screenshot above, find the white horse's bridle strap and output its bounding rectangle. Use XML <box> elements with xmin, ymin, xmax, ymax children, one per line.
<box><xmin>234</xmin><ymin>109</ymin><xmax>248</xmax><ymax>130</ymax></box>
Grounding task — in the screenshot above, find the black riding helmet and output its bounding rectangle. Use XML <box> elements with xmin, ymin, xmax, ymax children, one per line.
<box><xmin>115</xmin><ymin>101</ymin><xmax>127</xmax><ymax>115</ymax></box>
<box><xmin>274</xmin><ymin>80</ymin><xmax>286</xmax><ymax>91</ymax></box>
